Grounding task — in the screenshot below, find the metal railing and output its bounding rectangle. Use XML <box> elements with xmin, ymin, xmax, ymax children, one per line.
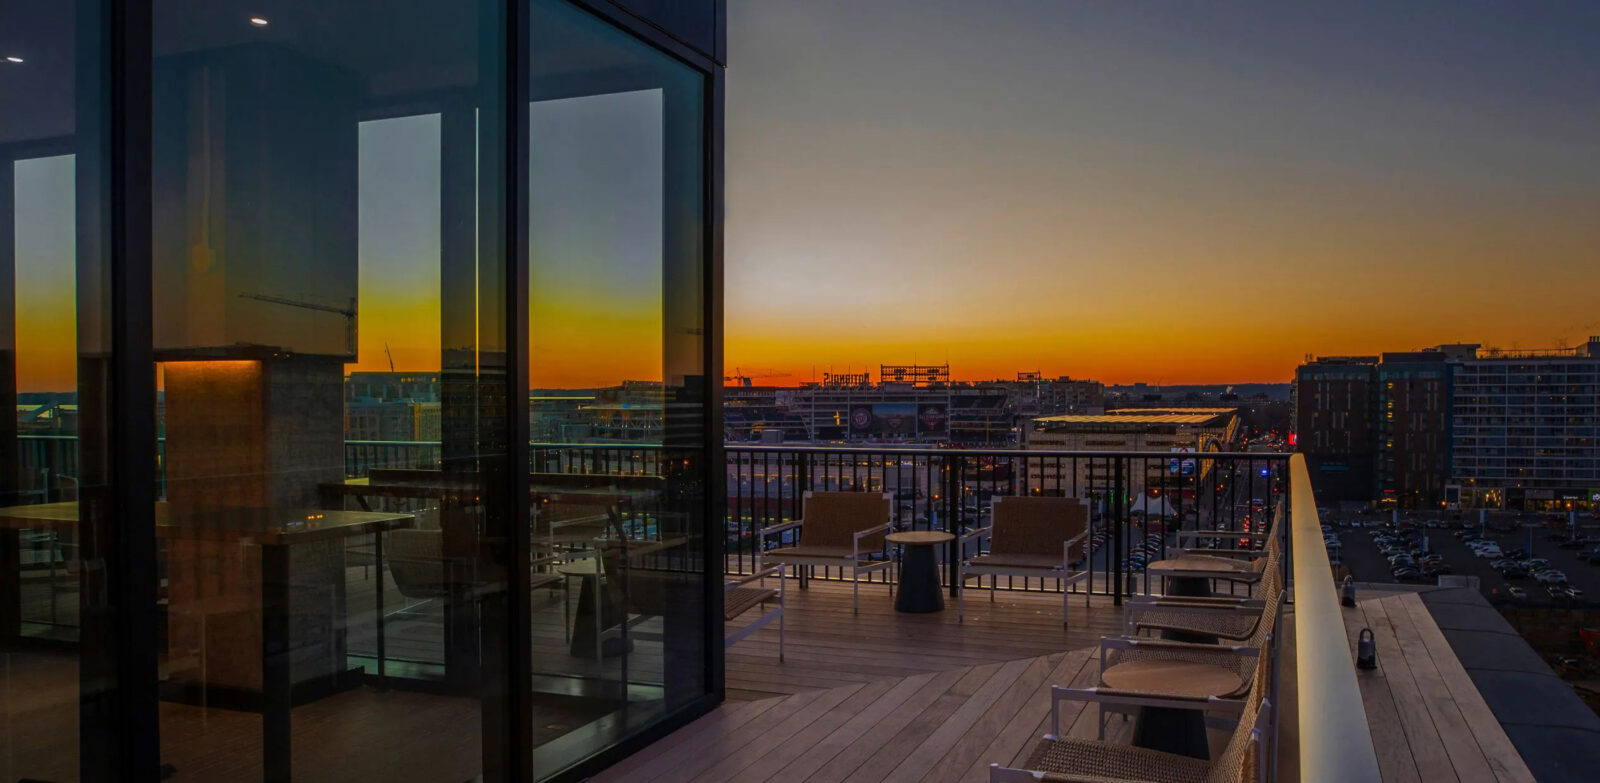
<box><xmin>19</xmin><ymin>434</ymin><xmax>1286</xmax><ymax>603</ymax></box>
<box><xmin>1288</xmin><ymin>453</ymin><xmax>1382</xmax><ymax>782</ymax></box>
<box><xmin>726</xmin><ymin>445</ymin><xmax>1289</xmax><ymax>601</ymax></box>
<box><xmin>19</xmin><ymin>432</ymin><xmax>1381</xmax><ymax>777</ymax></box>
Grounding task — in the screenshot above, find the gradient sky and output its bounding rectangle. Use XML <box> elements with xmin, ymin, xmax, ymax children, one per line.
<box><xmin>725</xmin><ymin>0</ymin><xmax>1600</xmax><ymax>384</ymax></box>
<box><xmin>11</xmin><ymin>2</ymin><xmax>1599</xmax><ymax>392</ymax></box>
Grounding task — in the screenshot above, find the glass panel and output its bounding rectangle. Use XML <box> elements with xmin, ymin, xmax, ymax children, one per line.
<box><xmin>150</xmin><ymin>2</ymin><xmax>506</xmax><ymax>780</ymax></box>
<box><xmin>527</xmin><ymin>1</ymin><xmax>709</xmax><ymax>776</ymax></box>
<box><xmin>0</xmin><ymin>0</ymin><xmax>109</xmax><ymax>779</ymax></box>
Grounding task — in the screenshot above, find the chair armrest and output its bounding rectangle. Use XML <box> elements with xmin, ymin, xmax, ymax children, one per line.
<box><xmin>1180</xmin><ymin>530</ymin><xmax>1268</xmax><ymax>543</ymax></box>
<box><xmin>1053</xmin><ymin>685</ymin><xmax>1243</xmax><ymax>712</ymax></box>
<box><xmin>854</xmin><ymin>523</ymin><xmax>893</xmax><ymax>557</ymax></box>
<box><xmin>1100</xmin><ymin>635</ymin><xmax>1260</xmax><ymax>657</ymax></box>
<box><xmin>1063</xmin><ymin>530</ymin><xmax>1089</xmax><ymax>564</ymax></box>
<box><xmin>960</xmin><ymin>526</ymin><xmax>992</xmax><ymax>544</ymax></box>
<box><xmin>726</xmin><ymin>565</ymin><xmax>785</xmax><ymax>589</ymax></box>
<box><xmin>1177</xmin><ymin>547</ymin><xmax>1261</xmax><ymax>558</ymax></box>
<box><xmin>762</xmin><ymin>520</ymin><xmax>803</xmax><ymax>538</ymax></box>
<box><xmin>855</xmin><ymin>522</ymin><xmax>893</xmax><ymax>539</ymax></box>
<box><xmin>1127</xmin><ymin>595</ymin><xmax>1264</xmax><ymax>609</ymax></box>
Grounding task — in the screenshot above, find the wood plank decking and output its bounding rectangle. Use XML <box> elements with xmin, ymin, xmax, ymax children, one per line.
<box><xmin>10</xmin><ymin>573</ymin><xmax>1544</xmax><ymax>783</ymax></box>
<box><xmin>721</xmin><ymin>578</ymin><xmax>1124</xmax><ymax>701</ymax></box>
<box><xmin>1343</xmin><ymin>591</ymin><xmax>1536</xmax><ymax>783</ymax></box>
<box><xmin>592</xmin><ymin>581</ymin><xmax>1238</xmax><ymax>783</ymax></box>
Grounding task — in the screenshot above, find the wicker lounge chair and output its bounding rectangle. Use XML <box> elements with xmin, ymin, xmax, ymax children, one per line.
<box><xmin>1172</xmin><ymin>508</ymin><xmax>1281</xmax><ymax>561</ymax></box>
<box><xmin>990</xmin><ymin>649</ymin><xmax>1273</xmax><ymax>783</ymax></box>
<box><xmin>1123</xmin><ymin>548</ymin><xmax>1282</xmax><ymax>639</ymax></box>
<box><xmin>761</xmin><ymin>491</ymin><xmax>894</xmax><ymax>614</ymax></box>
<box><xmin>725</xmin><ymin>565</ymin><xmax>785</xmax><ymax>660</ymax></box>
<box><xmin>958</xmin><ymin>496</ymin><xmax>1090</xmax><ymax>628</ymax></box>
<box><xmin>1145</xmin><ymin>507</ymin><xmax>1283</xmax><ymax>590</ymax></box>
<box><xmin>1067</xmin><ymin>585</ymin><xmax>1280</xmax><ymax>741</ymax></box>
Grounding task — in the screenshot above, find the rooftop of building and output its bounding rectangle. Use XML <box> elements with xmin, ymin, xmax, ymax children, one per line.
<box><xmin>1033</xmin><ymin>410</ymin><xmax>1234</xmax><ymax>427</ymax></box>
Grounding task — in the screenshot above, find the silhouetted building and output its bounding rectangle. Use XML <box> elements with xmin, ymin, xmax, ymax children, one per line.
<box><xmin>1377</xmin><ymin>347</ymin><xmax>1471</xmax><ymax>508</ymax></box>
<box><xmin>1293</xmin><ymin>356</ymin><xmax>1379</xmax><ymax>505</ymax></box>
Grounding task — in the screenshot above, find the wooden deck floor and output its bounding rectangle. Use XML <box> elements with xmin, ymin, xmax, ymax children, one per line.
<box><xmin>1343</xmin><ymin>591</ymin><xmax>1536</xmax><ymax>783</ymax></box>
<box><xmin>722</xmin><ymin>578</ymin><xmax>1125</xmax><ymax>701</ymax></box>
<box><xmin>18</xmin><ymin>574</ymin><xmax>1541</xmax><ymax>783</ymax></box>
<box><xmin>590</xmin><ymin>581</ymin><xmax>1242</xmax><ymax>783</ymax></box>
<box><xmin>591</xmin><ymin>646</ymin><xmax>1234</xmax><ymax>783</ymax></box>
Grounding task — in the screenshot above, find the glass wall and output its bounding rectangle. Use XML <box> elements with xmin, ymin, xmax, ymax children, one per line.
<box><xmin>149</xmin><ymin>1</ymin><xmax>507</xmax><ymax>780</ymax></box>
<box><xmin>527</xmin><ymin>0</ymin><xmax>710</xmax><ymax>775</ymax></box>
<box><xmin>0</xmin><ymin>0</ymin><xmax>112</xmax><ymax>780</ymax></box>
<box><xmin>1</xmin><ymin>0</ymin><xmax>718</xmax><ymax>779</ymax></box>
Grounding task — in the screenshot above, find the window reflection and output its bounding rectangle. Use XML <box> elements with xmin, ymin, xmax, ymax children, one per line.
<box><xmin>150</xmin><ymin>1</ymin><xmax>503</xmax><ymax>780</ymax></box>
<box><xmin>527</xmin><ymin>1</ymin><xmax>709</xmax><ymax>776</ymax></box>
<box><xmin>1</xmin><ymin>1</ymin><xmax>106</xmax><ymax>779</ymax></box>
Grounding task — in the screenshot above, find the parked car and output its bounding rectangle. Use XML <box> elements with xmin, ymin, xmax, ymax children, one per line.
<box><xmin>1534</xmin><ymin>570</ymin><xmax>1568</xmax><ymax>585</ymax></box>
<box><xmin>1565</xmin><ymin>587</ymin><xmax>1585</xmax><ymax>600</ymax></box>
<box><xmin>1392</xmin><ymin>566</ymin><xmax>1421</xmax><ymax>581</ymax></box>
<box><xmin>1508</xmin><ymin>586</ymin><xmax>1528</xmax><ymax>599</ymax></box>
<box><xmin>1500</xmin><ymin>567</ymin><xmax>1528</xmax><ymax>580</ymax></box>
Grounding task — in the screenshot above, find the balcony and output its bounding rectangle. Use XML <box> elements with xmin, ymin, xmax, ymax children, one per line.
<box><xmin>6</xmin><ymin>439</ymin><xmax>1568</xmax><ymax>782</ymax></box>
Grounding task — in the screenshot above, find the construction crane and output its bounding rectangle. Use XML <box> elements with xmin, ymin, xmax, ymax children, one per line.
<box><xmin>723</xmin><ymin>367</ymin><xmax>791</xmax><ymax>388</ymax></box>
<box><xmin>239</xmin><ymin>293</ymin><xmax>357</xmax><ymax>355</ymax></box>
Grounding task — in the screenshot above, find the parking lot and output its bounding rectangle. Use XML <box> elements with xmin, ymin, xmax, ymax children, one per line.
<box><xmin>1325</xmin><ymin>510</ymin><xmax>1600</xmax><ymax>608</ymax></box>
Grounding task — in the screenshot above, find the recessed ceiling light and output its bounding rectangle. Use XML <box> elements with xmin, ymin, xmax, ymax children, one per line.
<box><xmin>249</xmin><ymin>16</ymin><xmax>269</xmax><ymax>27</ymax></box>
<box><xmin>4</xmin><ymin>56</ymin><xmax>22</xmax><ymax>63</ymax></box>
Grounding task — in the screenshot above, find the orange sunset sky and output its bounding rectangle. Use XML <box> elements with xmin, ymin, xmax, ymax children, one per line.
<box><xmin>12</xmin><ymin>1</ymin><xmax>1600</xmax><ymax>392</ymax></box>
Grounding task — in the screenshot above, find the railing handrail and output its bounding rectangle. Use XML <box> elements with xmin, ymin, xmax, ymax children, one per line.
<box><xmin>1289</xmin><ymin>453</ymin><xmax>1381</xmax><ymax>782</ymax></box>
<box><xmin>20</xmin><ymin>434</ymin><xmax>1293</xmax><ymax>464</ymax></box>
<box><xmin>729</xmin><ymin>444</ymin><xmax>1289</xmax><ymax>460</ymax></box>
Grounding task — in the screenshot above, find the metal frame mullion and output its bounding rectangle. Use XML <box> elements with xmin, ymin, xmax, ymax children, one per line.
<box><xmin>103</xmin><ymin>0</ymin><xmax>160</xmax><ymax>779</ymax></box>
<box><xmin>501</xmin><ymin>0</ymin><xmax>534</xmax><ymax>779</ymax></box>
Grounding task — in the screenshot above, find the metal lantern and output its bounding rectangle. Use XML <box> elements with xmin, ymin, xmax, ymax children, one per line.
<box><xmin>1357</xmin><ymin>627</ymin><xmax>1378</xmax><ymax>670</ymax></box>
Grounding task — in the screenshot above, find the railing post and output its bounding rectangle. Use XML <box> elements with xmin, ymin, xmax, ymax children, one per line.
<box><xmin>946</xmin><ymin>452</ymin><xmax>959</xmax><ymax>597</ymax></box>
<box><xmin>1112</xmin><ymin>457</ymin><xmax>1124</xmax><ymax>607</ymax></box>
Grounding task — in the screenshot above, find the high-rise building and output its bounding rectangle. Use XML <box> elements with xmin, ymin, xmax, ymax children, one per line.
<box><xmin>1293</xmin><ymin>356</ymin><xmax>1379</xmax><ymax>505</ymax></box>
<box><xmin>1452</xmin><ymin>338</ymin><xmax>1600</xmax><ymax>509</ymax></box>
<box><xmin>1376</xmin><ymin>346</ymin><xmax>1472</xmax><ymax>508</ymax></box>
